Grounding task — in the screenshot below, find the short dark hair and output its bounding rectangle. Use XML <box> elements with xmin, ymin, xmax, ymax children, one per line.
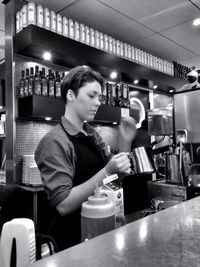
<box><xmin>61</xmin><ymin>65</ymin><xmax>105</xmax><ymax>104</ymax></box>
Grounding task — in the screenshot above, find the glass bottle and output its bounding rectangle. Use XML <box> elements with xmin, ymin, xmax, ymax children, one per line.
<box><xmin>18</xmin><ymin>70</ymin><xmax>25</xmax><ymax>98</ymax></box>
<box><xmin>55</xmin><ymin>71</ymin><xmax>61</xmax><ymax>98</ymax></box>
<box><xmin>48</xmin><ymin>70</ymin><xmax>54</xmax><ymax>97</ymax></box>
<box><xmin>34</xmin><ymin>65</ymin><xmax>41</xmax><ymax>95</ymax></box>
<box><xmin>28</xmin><ymin>67</ymin><xmax>34</xmax><ymax>96</ymax></box>
<box><xmin>41</xmin><ymin>68</ymin><xmax>48</xmax><ymax>96</ymax></box>
<box><xmin>24</xmin><ymin>68</ymin><xmax>29</xmax><ymax>97</ymax></box>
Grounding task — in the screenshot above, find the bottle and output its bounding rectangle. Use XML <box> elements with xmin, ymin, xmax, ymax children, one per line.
<box><xmin>27</xmin><ymin>2</ymin><xmax>36</xmax><ymax>26</ymax></box>
<box><xmin>56</xmin><ymin>13</ymin><xmax>63</xmax><ymax>35</ymax></box>
<box><xmin>100</xmin><ymin>85</ymin><xmax>107</xmax><ymax>105</ymax></box>
<box><xmin>41</xmin><ymin>68</ymin><xmax>48</xmax><ymax>96</ymax></box>
<box><xmin>81</xmin><ymin>185</ymin><xmax>115</xmax><ymax>242</ymax></box>
<box><xmin>48</xmin><ymin>70</ymin><xmax>54</xmax><ymax>97</ymax></box>
<box><xmin>22</xmin><ymin>5</ymin><xmax>28</xmax><ymax>29</ymax></box>
<box><xmin>33</xmin><ymin>65</ymin><xmax>41</xmax><ymax>95</ymax></box>
<box><xmin>24</xmin><ymin>68</ymin><xmax>29</xmax><ymax>97</ymax></box>
<box><xmin>62</xmin><ymin>16</ymin><xmax>69</xmax><ymax>37</ymax></box>
<box><xmin>18</xmin><ymin>70</ymin><xmax>25</xmax><ymax>98</ymax></box>
<box><xmin>44</xmin><ymin>7</ymin><xmax>50</xmax><ymax>30</ymax></box>
<box><xmin>28</xmin><ymin>67</ymin><xmax>34</xmax><ymax>96</ymax></box>
<box><xmin>50</xmin><ymin>11</ymin><xmax>56</xmax><ymax>32</ymax></box>
<box><xmin>36</xmin><ymin>5</ymin><xmax>44</xmax><ymax>28</ymax></box>
<box><xmin>54</xmin><ymin>71</ymin><xmax>61</xmax><ymax>98</ymax></box>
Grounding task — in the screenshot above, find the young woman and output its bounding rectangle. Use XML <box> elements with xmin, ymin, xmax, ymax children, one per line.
<box><xmin>35</xmin><ymin>66</ymin><xmax>131</xmax><ymax>251</ymax></box>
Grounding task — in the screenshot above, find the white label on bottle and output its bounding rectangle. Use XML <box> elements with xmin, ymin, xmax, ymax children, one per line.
<box><xmin>108</xmin><ymin>36</ymin><xmax>113</xmax><ymax>53</ymax></box>
<box><xmin>44</xmin><ymin>8</ymin><xmax>50</xmax><ymax>30</ymax></box>
<box><xmin>69</xmin><ymin>19</ymin><xmax>74</xmax><ymax>39</ymax></box>
<box><xmin>124</xmin><ymin>43</ymin><xmax>128</xmax><ymax>58</ymax></box>
<box><xmin>90</xmin><ymin>28</ymin><xmax>95</xmax><ymax>46</ymax></box>
<box><xmin>19</xmin><ymin>10</ymin><xmax>23</xmax><ymax>30</ymax></box>
<box><xmin>104</xmin><ymin>34</ymin><xmax>108</xmax><ymax>51</ymax></box>
<box><xmin>131</xmin><ymin>46</ymin><xmax>135</xmax><ymax>61</ymax></box>
<box><xmin>57</xmin><ymin>14</ymin><xmax>63</xmax><ymax>34</ymax></box>
<box><xmin>99</xmin><ymin>32</ymin><xmax>104</xmax><ymax>50</ymax></box>
<box><xmin>37</xmin><ymin>5</ymin><xmax>44</xmax><ymax>28</ymax></box>
<box><xmin>80</xmin><ymin>24</ymin><xmax>85</xmax><ymax>43</ymax></box>
<box><xmin>75</xmin><ymin>21</ymin><xmax>80</xmax><ymax>41</ymax></box>
<box><xmin>85</xmin><ymin>26</ymin><xmax>90</xmax><ymax>44</ymax></box>
<box><xmin>22</xmin><ymin>5</ymin><xmax>27</xmax><ymax>28</ymax></box>
<box><xmin>16</xmin><ymin>12</ymin><xmax>20</xmax><ymax>33</ymax></box>
<box><xmin>120</xmin><ymin>42</ymin><xmax>124</xmax><ymax>57</ymax></box>
<box><xmin>94</xmin><ymin>30</ymin><xmax>100</xmax><ymax>48</ymax></box>
<box><xmin>28</xmin><ymin>2</ymin><xmax>36</xmax><ymax>25</ymax></box>
<box><xmin>113</xmin><ymin>39</ymin><xmax>116</xmax><ymax>54</ymax></box>
<box><xmin>63</xmin><ymin>17</ymin><xmax>68</xmax><ymax>36</ymax></box>
<box><xmin>127</xmin><ymin>45</ymin><xmax>131</xmax><ymax>60</ymax></box>
<box><xmin>50</xmin><ymin>11</ymin><xmax>56</xmax><ymax>32</ymax></box>
<box><xmin>121</xmin><ymin>108</ymin><xmax>129</xmax><ymax>117</ymax></box>
<box><xmin>116</xmin><ymin>40</ymin><xmax>120</xmax><ymax>56</ymax></box>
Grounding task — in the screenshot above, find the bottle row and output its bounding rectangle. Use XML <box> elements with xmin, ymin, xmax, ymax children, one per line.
<box><xmin>173</xmin><ymin>61</ymin><xmax>191</xmax><ymax>80</ymax></box>
<box><xmin>17</xmin><ymin>66</ymin><xmax>63</xmax><ymax>98</ymax></box>
<box><xmin>16</xmin><ymin>2</ymin><xmax>174</xmax><ymax>76</ymax></box>
<box><xmin>101</xmin><ymin>82</ymin><xmax>130</xmax><ymax>108</ymax></box>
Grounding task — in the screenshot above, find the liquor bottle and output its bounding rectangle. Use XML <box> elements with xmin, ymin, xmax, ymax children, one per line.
<box><xmin>18</xmin><ymin>70</ymin><xmax>25</xmax><ymax>98</ymax></box>
<box><xmin>106</xmin><ymin>82</ymin><xmax>112</xmax><ymax>105</ymax></box>
<box><xmin>24</xmin><ymin>68</ymin><xmax>29</xmax><ymax>97</ymax></box>
<box><xmin>33</xmin><ymin>65</ymin><xmax>41</xmax><ymax>95</ymax></box>
<box><xmin>117</xmin><ymin>83</ymin><xmax>123</xmax><ymax>107</ymax></box>
<box><xmin>122</xmin><ymin>84</ymin><xmax>130</xmax><ymax>108</ymax></box>
<box><xmin>110</xmin><ymin>82</ymin><xmax>117</xmax><ymax>106</ymax></box>
<box><xmin>41</xmin><ymin>68</ymin><xmax>48</xmax><ymax>96</ymax></box>
<box><xmin>48</xmin><ymin>70</ymin><xmax>54</xmax><ymax>97</ymax></box>
<box><xmin>55</xmin><ymin>71</ymin><xmax>61</xmax><ymax>98</ymax></box>
<box><xmin>28</xmin><ymin>67</ymin><xmax>34</xmax><ymax>95</ymax></box>
<box><xmin>100</xmin><ymin>84</ymin><xmax>107</xmax><ymax>105</ymax></box>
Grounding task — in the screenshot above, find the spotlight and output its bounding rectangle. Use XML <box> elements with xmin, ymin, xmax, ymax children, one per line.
<box><xmin>134</xmin><ymin>79</ymin><xmax>139</xmax><ymax>84</ymax></box>
<box><xmin>153</xmin><ymin>85</ymin><xmax>158</xmax><ymax>89</ymax></box>
<box><xmin>193</xmin><ymin>18</ymin><xmax>200</xmax><ymax>26</ymax></box>
<box><xmin>45</xmin><ymin>117</ymin><xmax>52</xmax><ymax>121</ymax></box>
<box><xmin>110</xmin><ymin>71</ymin><xmax>117</xmax><ymax>79</ymax></box>
<box><xmin>42</xmin><ymin>52</ymin><xmax>52</xmax><ymax>61</ymax></box>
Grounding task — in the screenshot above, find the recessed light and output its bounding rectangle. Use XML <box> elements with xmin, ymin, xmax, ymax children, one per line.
<box><xmin>45</xmin><ymin>117</ymin><xmax>52</xmax><ymax>121</ymax></box>
<box><xmin>193</xmin><ymin>18</ymin><xmax>200</xmax><ymax>26</ymax></box>
<box><xmin>169</xmin><ymin>89</ymin><xmax>174</xmax><ymax>93</ymax></box>
<box><xmin>110</xmin><ymin>71</ymin><xmax>117</xmax><ymax>79</ymax></box>
<box><xmin>134</xmin><ymin>79</ymin><xmax>139</xmax><ymax>84</ymax></box>
<box><xmin>153</xmin><ymin>85</ymin><xmax>158</xmax><ymax>89</ymax></box>
<box><xmin>42</xmin><ymin>51</ymin><xmax>52</xmax><ymax>61</ymax></box>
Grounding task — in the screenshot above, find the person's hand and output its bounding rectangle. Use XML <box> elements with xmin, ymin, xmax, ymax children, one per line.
<box><xmin>105</xmin><ymin>152</ymin><xmax>131</xmax><ymax>176</ymax></box>
<box><xmin>118</xmin><ymin>116</ymin><xmax>137</xmax><ymax>143</ymax></box>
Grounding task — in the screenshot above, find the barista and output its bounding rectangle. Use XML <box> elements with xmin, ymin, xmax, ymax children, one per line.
<box><xmin>35</xmin><ymin>66</ymin><xmax>132</xmax><ymax>251</ymax></box>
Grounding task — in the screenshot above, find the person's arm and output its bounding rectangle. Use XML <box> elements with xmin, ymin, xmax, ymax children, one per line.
<box><xmin>57</xmin><ymin>152</ymin><xmax>131</xmax><ymax>216</ymax></box>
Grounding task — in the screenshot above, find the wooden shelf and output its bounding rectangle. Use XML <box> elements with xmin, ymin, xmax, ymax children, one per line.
<box><xmin>17</xmin><ymin>95</ymin><xmax>139</xmax><ymax>123</ymax></box>
<box><xmin>15</xmin><ymin>25</ymin><xmax>185</xmax><ymax>93</ymax></box>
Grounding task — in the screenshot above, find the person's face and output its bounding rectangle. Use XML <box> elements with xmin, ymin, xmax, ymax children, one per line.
<box><xmin>72</xmin><ymin>80</ymin><xmax>102</xmax><ymax>122</ymax></box>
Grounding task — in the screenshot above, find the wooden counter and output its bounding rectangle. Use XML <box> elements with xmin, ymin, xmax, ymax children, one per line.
<box><xmin>29</xmin><ymin>196</ymin><xmax>200</xmax><ymax>267</ymax></box>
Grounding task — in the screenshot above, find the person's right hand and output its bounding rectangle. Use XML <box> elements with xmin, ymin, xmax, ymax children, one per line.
<box><xmin>105</xmin><ymin>152</ymin><xmax>131</xmax><ymax>176</ymax></box>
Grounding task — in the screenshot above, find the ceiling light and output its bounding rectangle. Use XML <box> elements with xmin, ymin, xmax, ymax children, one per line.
<box><xmin>44</xmin><ymin>117</ymin><xmax>52</xmax><ymax>121</ymax></box>
<box><xmin>134</xmin><ymin>79</ymin><xmax>139</xmax><ymax>84</ymax></box>
<box><xmin>153</xmin><ymin>85</ymin><xmax>158</xmax><ymax>89</ymax></box>
<box><xmin>169</xmin><ymin>89</ymin><xmax>174</xmax><ymax>93</ymax></box>
<box><xmin>110</xmin><ymin>71</ymin><xmax>117</xmax><ymax>79</ymax></box>
<box><xmin>42</xmin><ymin>51</ymin><xmax>52</xmax><ymax>61</ymax></box>
<box><xmin>193</xmin><ymin>18</ymin><xmax>200</xmax><ymax>26</ymax></box>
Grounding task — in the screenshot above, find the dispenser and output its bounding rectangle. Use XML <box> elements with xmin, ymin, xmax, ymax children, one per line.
<box><xmin>81</xmin><ymin>184</ymin><xmax>115</xmax><ymax>242</ymax></box>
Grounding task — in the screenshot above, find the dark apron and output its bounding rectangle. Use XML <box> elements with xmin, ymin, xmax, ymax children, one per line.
<box><xmin>48</xmin><ymin>122</ymin><xmax>107</xmax><ymax>251</ymax></box>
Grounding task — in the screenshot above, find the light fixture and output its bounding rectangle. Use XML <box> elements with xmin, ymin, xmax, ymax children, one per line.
<box><xmin>169</xmin><ymin>89</ymin><xmax>174</xmax><ymax>93</ymax></box>
<box><xmin>110</xmin><ymin>71</ymin><xmax>117</xmax><ymax>79</ymax></box>
<box><xmin>193</xmin><ymin>18</ymin><xmax>200</xmax><ymax>26</ymax></box>
<box><xmin>153</xmin><ymin>85</ymin><xmax>158</xmax><ymax>89</ymax></box>
<box><xmin>42</xmin><ymin>51</ymin><xmax>52</xmax><ymax>61</ymax></box>
<box><xmin>133</xmin><ymin>79</ymin><xmax>139</xmax><ymax>84</ymax></box>
<box><xmin>44</xmin><ymin>117</ymin><xmax>52</xmax><ymax>121</ymax></box>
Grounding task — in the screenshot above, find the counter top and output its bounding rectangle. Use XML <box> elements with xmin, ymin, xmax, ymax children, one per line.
<box><xmin>29</xmin><ymin>196</ymin><xmax>200</xmax><ymax>267</ymax></box>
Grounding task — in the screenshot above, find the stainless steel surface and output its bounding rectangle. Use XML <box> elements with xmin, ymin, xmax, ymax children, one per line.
<box><xmin>27</xmin><ymin>196</ymin><xmax>200</xmax><ymax>267</ymax></box>
<box><xmin>165</xmin><ymin>153</ymin><xmax>181</xmax><ymax>184</ymax></box>
<box><xmin>174</xmin><ymin>90</ymin><xmax>200</xmax><ymax>143</ymax></box>
<box><xmin>131</xmin><ymin>146</ymin><xmax>156</xmax><ymax>174</ymax></box>
<box><xmin>147</xmin><ymin>179</ymin><xmax>187</xmax><ymax>202</ymax></box>
<box><xmin>5</xmin><ymin>0</ymin><xmax>16</xmax><ymax>184</ymax></box>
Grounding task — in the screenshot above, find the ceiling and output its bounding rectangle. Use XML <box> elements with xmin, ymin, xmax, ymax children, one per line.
<box><xmin>1</xmin><ymin>0</ymin><xmax>200</xmax><ymax>70</ymax></box>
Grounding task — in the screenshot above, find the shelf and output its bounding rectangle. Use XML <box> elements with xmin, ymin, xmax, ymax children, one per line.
<box><xmin>17</xmin><ymin>95</ymin><xmax>139</xmax><ymax>123</ymax></box>
<box><xmin>15</xmin><ymin>25</ymin><xmax>185</xmax><ymax>92</ymax></box>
